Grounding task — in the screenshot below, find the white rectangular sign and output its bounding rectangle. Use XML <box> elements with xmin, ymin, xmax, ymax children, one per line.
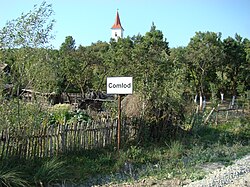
<box><xmin>107</xmin><ymin>77</ymin><xmax>133</xmax><ymax>94</ymax></box>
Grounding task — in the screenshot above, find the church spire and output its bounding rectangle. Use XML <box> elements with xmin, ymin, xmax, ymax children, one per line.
<box><xmin>111</xmin><ymin>10</ymin><xmax>124</xmax><ymax>41</ymax></box>
<box><xmin>111</xmin><ymin>10</ymin><xmax>124</xmax><ymax>30</ymax></box>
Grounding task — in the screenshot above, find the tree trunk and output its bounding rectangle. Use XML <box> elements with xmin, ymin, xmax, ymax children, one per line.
<box><xmin>194</xmin><ymin>94</ymin><xmax>198</xmax><ymax>103</ymax></box>
<box><xmin>199</xmin><ymin>90</ymin><xmax>203</xmax><ymax>110</ymax></box>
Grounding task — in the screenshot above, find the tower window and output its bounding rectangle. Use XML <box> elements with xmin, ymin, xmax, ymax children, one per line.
<box><xmin>115</xmin><ymin>32</ymin><xmax>117</xmax><ymax>37</ymax></box>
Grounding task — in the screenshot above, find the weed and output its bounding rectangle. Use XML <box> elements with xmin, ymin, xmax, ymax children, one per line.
<box><xmin>33</xmin><ymin>158</ymin><xmax>66</xmax><ymax>186</ymax></box>
<box><xmin>166</xmin><ymin>141</ymin><xmax>184</xmax><ymax>158</ymax></box>
<box><xmin>0</xmin><ymin>169</ymin><xmax>28</xmax><ymax>187</ymax></box>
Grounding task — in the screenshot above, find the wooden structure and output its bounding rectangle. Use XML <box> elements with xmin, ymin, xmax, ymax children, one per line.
<box><xmin>0</xmin><ymin>119</ymin><xmax>137</xmax><ymax>159</ymax></box>
<box><xmin>204</xmin><ymin>101</ymin><xmax>247</xmax><ymax>125</ymax></box>
<box><xmin>21</xmin><ymin>89</ymin><xmax>60</xmax><ymax>105</ymax></box>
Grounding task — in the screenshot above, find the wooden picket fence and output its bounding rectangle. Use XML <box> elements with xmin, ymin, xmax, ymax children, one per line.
<box><xmin>0</xmin><ymin>119</ymin><xmax>137</xmax><ymax>159</ymax></box>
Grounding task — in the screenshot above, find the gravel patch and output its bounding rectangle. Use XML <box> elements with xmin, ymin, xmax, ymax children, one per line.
<box><xmin>224</xmin><ymin>172</ymin><xmax>250</xmax><ymax>187</ymax></box>
<box><xmin>184</xmin><ymin>154</ymin><xmax>250</xmax><ymax>187</ymax></box>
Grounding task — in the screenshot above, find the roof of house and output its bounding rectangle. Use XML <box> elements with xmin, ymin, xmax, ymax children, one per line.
<box><xmin>111</xmin><ymin>10</ymin><xmax>124</xmax><ymax>30</ymax></box>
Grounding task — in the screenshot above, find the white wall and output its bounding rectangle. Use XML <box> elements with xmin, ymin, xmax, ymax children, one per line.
<box><xmin>111</xmin><ymin>29</ymin><xmax>123</xmax><ymax>41</ymax></box>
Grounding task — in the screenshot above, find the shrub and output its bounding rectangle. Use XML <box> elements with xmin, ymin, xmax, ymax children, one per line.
<box><xmin>49</xmin><ymin>104</ymin><xmax>71</xmax><ymax>124</ymax></box>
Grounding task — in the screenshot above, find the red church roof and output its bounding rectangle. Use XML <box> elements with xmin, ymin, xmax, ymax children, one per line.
<box><xmin>111</xmin><ymin>10</ymin><xmax>124</xmax><ymax>30</ymax></box>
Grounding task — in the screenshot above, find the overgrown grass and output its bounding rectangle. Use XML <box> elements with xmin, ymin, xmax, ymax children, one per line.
<box><xmin>0</xmin><ymin>169</ymin><xmax>28</xmax><ymax>187</ymax></box>
<box><xmin>33</xmin><ymin>158</ymin><xmax>66</xmax><ymax>186</ymax></box>
<box><xmin>1</xmin><ymin>116</ymin><xmax>250</xmax><ymax>186</ymax></box>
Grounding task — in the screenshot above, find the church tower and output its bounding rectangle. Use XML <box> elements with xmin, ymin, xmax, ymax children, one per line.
<box><xmin>111</xmin><ymin>10</ymin><xmax>124</xmax><ymax>41</ymax></box>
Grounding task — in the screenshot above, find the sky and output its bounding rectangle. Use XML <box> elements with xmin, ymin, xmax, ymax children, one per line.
<box><xmin>0</xmin><ymin>0</ymin><xmax>250</xmax><ymax>49</ymax></box>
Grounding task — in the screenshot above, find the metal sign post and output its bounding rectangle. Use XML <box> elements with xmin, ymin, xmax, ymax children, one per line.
<box><xmin>117</xmin><ymin>94</ymin><xmax>121</xmax><ymax>150</ymax></box>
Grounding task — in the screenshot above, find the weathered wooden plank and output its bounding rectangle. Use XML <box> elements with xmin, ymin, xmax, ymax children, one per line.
<box><xmin>5</xmin><ymin>129</ymin><xmax>11</xmax><ymax>159</ymax></box>
<box><xmin>65</xmin><ymin>124</ymin><xmax>69</xmax><ymax>153</ymax></box>
<box><xmin>61</xmin><ymin>124</ymin><xmax>65</xmax><ymax>153</ymax></box>
<box><xmin>49</xmin><ymin>126</ymin><xmax>53</xmax><ymax>157</ymax></box>
<box><xmin>27</xmin><ymin>134</ymin><xmax>32</xmax><ymax>159</ymax></box>
<box><xmin>73</xmin><ymin>123</ymin><xmax>77</xmax><ymax>151</ymax></box>
<box><xmin>0</xmin><ymin>130</ymin><xmax>2</xmax><ymax>157</ymax></box>
<box><xmin>30</xmin><ymin>130</ymin><xmax>35</xmax><ymax>159</ymax></box>
<box><xmin>57</xmin><ymin>124</ymin><xmax>61</xmax><ymax>154</ymax></box>
<box><xmin>23</xmin><ymin>137</ymin><xmax>28</xmax><ymax>159</ymax></box>
<box><xmin>1</xmin><ymin>130</ymin><xmax>7</xmax><ymax>160</ymax></box>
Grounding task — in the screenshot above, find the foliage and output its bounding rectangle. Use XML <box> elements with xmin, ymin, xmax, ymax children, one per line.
<box><xmin>166</xmin><ymin>141</ymin><xmax>184</xmax><ymax>158</ymax></box>
<box><xmin>48</xmin><ymin>103</ymin><xmax>71</xmax><ymax>125</ymax></box>
<box><xmin>68</xmin><ymin>109</ymin><xmax>92</xmax><ymax>123</ymax></box>
<box><xmin>0</xmin><ymin>0</ymin><xmax>249</xmax><ymax>138</ymax></box>
<box><xmin>33</xmin><ymin>158</ymin><xmax>66</xmax><ymax>186</ymax></box>
<box><xmin>209</xmin><ymin>83</ymin><xmax>219</xmax><ymax>107</ymax></box>
<box><xmin>185</xmin><ymin>31</ymin><xmax>222</xmax><ymax>102</ymax></box>
<box><xmin>48</xmin><ymin>104</ymin><xmax>92</xmax><ymax>125</ymax></box>
<box><xmin>59</xmin><ymin>36</ymin><xmax>100</xmax><ymax>95</ymax></box>
<box><xmin>0</xmin><ymin>1</ymin><xmax>55</xmax><ymax>48</ymax></box>
<box><xmin>0</xmin><ymin>169</ymin><xmax>28</xmax><ymax>187</ymax></box>
<box><xmin>126</xmin><ymin>146</ymin><xmax>144</xmax><ymax>162</ymax></box>
<box><xmin>222</xmin><ymin>34</ymin><xmax>247</xmax><ymax>95</ymax></box>
<box><xmin>0</xmin><ymin>99</ymin><xmax>47</xmax><ymax>130</ymax></box>
<box><xmin>106</xmin><ymin>24</ymin><xmax>186</xmax><ymax>127</ymax></box>
<box><xmin>0</xmin><ymin>1</ymin><xmax>56</xmax><ymax>98</ymax></box>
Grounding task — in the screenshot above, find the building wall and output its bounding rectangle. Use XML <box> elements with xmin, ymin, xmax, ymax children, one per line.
<box><xmin>111</xmin><ymin>28</ymin><xmax>123</xmax><ymax>41</ymax></box>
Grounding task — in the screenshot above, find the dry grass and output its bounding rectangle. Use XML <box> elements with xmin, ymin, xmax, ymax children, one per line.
<box><xmin>122</xmin><ymin>94</ymin><xmax>144</xmax><ymax>118</ymax></box>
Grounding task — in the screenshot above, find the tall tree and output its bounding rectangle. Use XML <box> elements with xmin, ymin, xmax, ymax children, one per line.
<box><xmin>0</xmin><ymin>1</ymin><xmax>56</xmax><ymax>128</ymax></box>
<box><xmin>186</xmin><ymin>31</ymin><xmax>222</xmax><ymax>109</ymax></box>
<box><xmin>60</xmin><ymin>36</ymin><xmax>76</xmax><ymax>53</ymax></box>
<box><xmin>131</xmin><ymin>23</ymin><xmax>185</xmax><ymax>121</ymax></box>
<box><xmin>87</xmin><ymin>41</ymin><xmax>110</xmax><ymax>91</ymax></box>
<box><xmin>222</xmin><ymin>34</ymin><xmax>247</xmax><ymax>96</ymax></box>
<box><xmin>108</xmin><ymin>36</ymin><xmax>134</xmax><ymax>76</ymax></box>
<box><xmin>59</xmin><ymin>36</ymin><xmax>98</xmax><ymax>98</ymax></box>
<box><xmin>243</xmin><ymin>38</ymin><xmax>250</xmax><ymax>90</ymax></box>
<box><xmin>0</xmin><ymin>1</ymin><xmax>55</xmax><ymax>49</ymax></box>
<box><xmin>0</xmin><ymin>1</ymin><xmax>55</xmax><ymax>96</ymax></box>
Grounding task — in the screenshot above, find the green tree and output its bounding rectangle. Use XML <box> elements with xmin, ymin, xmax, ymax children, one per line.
<box><xmin>60</xmin><ymin>36</ymin><xmax>76</xmax><ymax>53</ymax></box>
<box><xmin>0</xmin><ymin>1</ymin><xmax>56</xmax><ymax>127</ymax></box>
<box><xmin>108</xmin><ymin>36</ymin><xmax>134</xmax><ymax>77</ymax></box>
<box><xmin>59</xmin><ymin>37</ymin><xmax>99</xmax><ymax>98</ymax></box>
<box><xmin>243</xmin><ymin>38</ymin><xmax>250</xmax><ymax>90</ymax></box>
<box><xmin>125</xmin><ymin>24</ymin><xmax>187</xmax><ymax>141</ymax></box>
<box><xmin>0</xmin><ymin>1</ymin><xmax>55</xmax><ymax>49</ymax></box>
<box><xmin>87</xmin><ymin>41</ymin><xmax>109</xmax><ymax>91</ymax></box>
<box><xmin>0</xmin><ymin>1</ymin><xmax>55</xmax><ymax>96</ymax></box>
<box><xmin>131</xmin><ymin>23</ymin><xmax>185</xmax><ymax>121</ymax></box>
<box><xmin>186</xmin><ymin>31</ymin><xmax>222</xmax><ymax>109</ymax></box>
<box><xmin>222</xmin><ymin>34</ymin><xmax>247</xmax><ymax>96</ymax></box>
<box><xmin>168</xmin><ymin>47</ymin><xmax>189</xmax><ymax>96</ymax></box>
<box><xmin>59</xmin><ymin>36</ymin><xmax>77</xmax><ymax>94</ymax></box>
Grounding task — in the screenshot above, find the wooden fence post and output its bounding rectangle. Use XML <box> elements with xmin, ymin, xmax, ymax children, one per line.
<box><xmin>204</xmin><ymin>107</ymin><xmax>215</xmax><ymax>124</ymax></box>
